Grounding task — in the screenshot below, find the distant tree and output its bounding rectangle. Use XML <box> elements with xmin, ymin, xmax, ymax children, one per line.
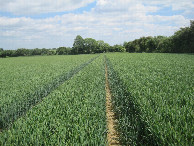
<box><xmin>133</xmin><ymin>39</ymin><xmax>141</xmax><ymax>52</ymax></box>
<box><xmin>123</xmin><ymin>41</ymin><xmax>128</xmax><ymax>49</ymax></box>
<box><xmin>32</xmin><ymin>48</ymin><xmax>42</xmax><ymax>56</ymax></box>
<box><xmin>152</xmin><ymin>36</ymin><xmax>167</xmax><ymax>53</ymax></box>
<box><xmin>1</xmin><ymin>50</ymin><xmax>15</xmax><ymax>57</ymax></box>
<box><xmin>56</xmin><ymin>47</ymin><xmax>72</xmax><ymax>55</ymax></box>
<box><xmin>15</xmin><ymin>48</ymin><xmax>30</xmax><ymax>56</ymax></box>
<box><xmin>66</xmin><ymin>47</ymin><xmax>72</xmax><ymax>54</ymax></box>
<box><xmin>73</xmin><ymin>35</ymin><xmax>85</xmax><ymax>54</ymax></box>
<box><xmin>0</xmin><ymin>48</ymin><xmax>3</xmax><ymax>57</ymax></box>
<box><xmin>171</xmin><ymin>20</ymin><xmax>194</xmax><ymax>53</ymax></box>
<box><xmin>108</xmin><ymin>46</ymin><xmax>115</xmax><ymax>52</ymax></box>
<box><xmin>84</xmin><ymin>38</ymin><xmax>97</xmax><ymax>54</ymax></box>
<box><xmin>156</xmin><ymin>37</ymin><xmax>172</xmax><ymax>53</ymax></box>
<box><xmin>138</xmin><ymin>37</ymin><xmax>147</xmax><ymax>52</ymax></box>
<box><xmin>40</xmin><ymin>48</ymin><xmax>49</xmax><ymax>55</ymax></box>
<box><xmin>97</xmin><ymin>40</ymin><xmax>110</xmax><ymax>53</ymax></box>
<box><xmin>125</xmin><ymin>42</ymin><xmax>134</xmax><ymax>52</ymax></box>
<box><xmin>104</xmin><ymin>43</ymin><xmax>111</xmax><ymax>52</ymax></box>
<box><xmin>144</xmin><ymin>37</ymin><xmax>155</xmax><ymax>52</ymax></box>
<box><xmin>190</xmin><ymin>20</ymin><xmax>194</xmax><ymax>53</ymax></box>
<box><xmin>113</xmin><ymin>44</ymin><xmax>126</xmax><ymax>52</ymax></box>
<box><xmin>47</xmin><ymin>49</ymin><xmax>56</xmax><ymax>55</ymax></box>
<box><xmin>56</xmin><ymin>47</ymin><xmax>65</xmax><ymax>55</ymax></box>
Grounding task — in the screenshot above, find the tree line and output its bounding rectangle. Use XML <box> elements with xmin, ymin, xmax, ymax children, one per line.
<box><xmin>125</xmin><ymin>20</ymin><xmax>194</xmax><ymax>53</ymax></box>
<box><xmin>0</xmin><ymin>39</ymin><xmax>125</xmax><ymax>57</ymax></box>
<box><xmin>0</xmin><ymin>20</ymin><xmax>193</xmax><ymax>58</ymax></box>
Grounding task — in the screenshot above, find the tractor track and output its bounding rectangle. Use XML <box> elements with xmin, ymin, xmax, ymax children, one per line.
<box><xmin>105</xmin><ymin>62</ymin><xmax>120</xmax><ymax>146</ymax></box>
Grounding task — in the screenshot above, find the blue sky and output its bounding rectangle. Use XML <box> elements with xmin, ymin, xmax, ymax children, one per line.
<box><xmin>0</xmin><ymin>1</ymin><xmax>97</xmax><ymax>19</ymax></box>
<box><xmin>0</xmin><ymin>0</ymin><xmax>193</xmax><ymax>50</ymax></box>
<box><xmin>148</xmin><ymin>6</ymin><xmax>183</xmax><ymax>16</ymax></box>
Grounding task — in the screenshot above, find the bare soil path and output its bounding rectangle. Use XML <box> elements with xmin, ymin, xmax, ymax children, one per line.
<box><xmin>105</xmin><ymin>63</ymin><xmax>120</xmax><ymax>146</ymax></box>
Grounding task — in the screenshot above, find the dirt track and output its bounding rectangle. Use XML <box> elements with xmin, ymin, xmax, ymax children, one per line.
<box><xmin>105</xmin><ymin>64</ymin><xmax>120</xmax><ymax>146</ymax></box>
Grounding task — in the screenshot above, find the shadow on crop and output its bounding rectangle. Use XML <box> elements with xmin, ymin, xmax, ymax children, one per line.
<box><xmin>105</xmin><ymin>56</ymin><xmax>162</xmax><ymax>146</ymax></box>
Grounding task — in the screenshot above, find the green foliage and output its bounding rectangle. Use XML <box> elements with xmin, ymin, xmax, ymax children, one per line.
<box><xmin>97</xmin><ymin>40</ymin><xmax>110</xmax><ymax>53</ymax></box>
<box><xmin>112</xmin><ymin>44</ymin><xmax>126</xmax><ymax>52</ymax></box>
<box><xmin>15</xmin><ymin>48</ymin><xmax>31</xmax><ymax>56</ymax></box>
<box><xmin>0</xmin><ymin>48</ymin><xmax>57</xmax><ymax>58</ymax></box>
<box><xmin>84</xmin><ymin>38</ymin><xmax>97</xmax><ymax>54</ymax></box>
<box><xmin>73</xmin><ymin>35</ymin><xmax>85</xmax><ymax>54</ymax></box>
<box><xmin>106</xmin><ymin>53</ymin><xmax>194</xmax><ymax>145</ymax></box>
<box><xmin>124</xmin><ymin>20</ymin><xmax>194</xmax><ymax>53</ymax></box>
<box><xmin>0</xmin><ymin>50</ymin><xmax>16</xmax><ymax>57</ymax></box>
<box><xmin>171</xmin><ymin>20</ymin><xmax>194</xmax><ymax>53</ymax></box>
<box><xmin>0</xmin><ymin>21</ymin><xmax>193</xmax><ymax>58</ymax></box>
<box><xmin>0</xmin><ymin>48</ymin><xmax>3</xmax><ymax>57</ymax></box>
<box><xmin>157</xmin><ymin>37</ymin><xmax>173</xmax><ymax>53</ymax></box>
<box><xmin>56</xmin><ymin>47</ymin><xmax>72</xmax><ymax>55</ymax></box>
<box><xmin>0</xmin><ymin>55</ymin><xmax>97</xmax><ymax>129</ymax></box>
<box><xmin>0</xmin><ymin>56</ymin><xmax>106</xmax><ymax>145</ymax></box>
<box><xmin>31</xmin><ymin>48</ymin><xmax>42</xmax><ymax>55</ymax></box>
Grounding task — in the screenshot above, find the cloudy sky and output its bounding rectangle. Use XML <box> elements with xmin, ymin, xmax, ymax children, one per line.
<box><xmin>0</xmin><ymin>0</ymin><xmax>193</xmax><ymax>50</ymax></box>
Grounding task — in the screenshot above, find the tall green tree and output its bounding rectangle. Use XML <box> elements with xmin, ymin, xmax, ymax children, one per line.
<box><xmin>84</xmin><ymin>38</ymin><xmax>97</xmax><ymax>54</ymax></box>
<box><xmin>113</xmin><ymin>44</ymin><xmax>126</xmax><ymax>52</ymax></box>
<box><xmin>171</xmin><ymin>20</ymin><xmax>194</xmax><ymax>53</ymax></box>
<box><xmin>56</xmin><ymin>47</ymin><xmax>72</xmax><ymax>55</ymax></box>
<box><xmin>32</xmin><ymin>48</ymin><xmax>42</xmax><ymax>56</ymax></box>
<box><xmin>15</xmin><ymin>48</ymin><xmax>31</xmax><ymax>56</ymax></box>
<box><xmin>0</xmin><ymin>48</ymin><xmax>3</xmax><ymax>57</ymax></box>
<box><xmin>97</xmin><ymin>40</ymin><xmax>110</xmax><ymax>53</ymax></box>
<box><xmin>73</xmin><ymin>35</ymin><xmax>85</xmax><ymax>54</ymax></box>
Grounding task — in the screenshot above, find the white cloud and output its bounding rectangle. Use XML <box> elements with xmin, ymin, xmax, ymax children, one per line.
<box><xmin>96</xmin><ymin>0</ymin><xmax>159</xmax><ymax>14</ymax></box>
<box><xmin>0</xmin><ymin>0</ymin><xmax>95</xmax><ymax>15</ymax></box>
<box><xmin>141</xmin><ymin>0</ymin><xmax>194</xmax><ymax>16</ymax></box>
<box><xmin>0</xmin><ymin>0</ymin><xmax>193</xmax><ymax>49</ymax></box>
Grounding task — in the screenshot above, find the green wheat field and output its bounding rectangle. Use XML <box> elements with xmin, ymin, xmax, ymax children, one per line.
<box><xmin>0</xmin><ymin>53</ymin><xmax>193</xmax><ymax>145</ymax></box>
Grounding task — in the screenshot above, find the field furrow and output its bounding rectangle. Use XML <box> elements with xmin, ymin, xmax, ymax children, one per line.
<box><xmin>105</xmin><ymin>61</ymin><xmax>120</xmax><ymax>146</ymax></box>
